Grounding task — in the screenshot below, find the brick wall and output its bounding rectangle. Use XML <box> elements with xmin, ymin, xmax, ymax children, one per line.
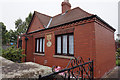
<box><xmin>94</xmin><ymin>21</ymin><xmax>116</xmax><ymax>78</ymax></box>
<box><xmin>19</xmin><ymin>18</ymin><xmax>115</xmax><ymax>78</ymax></box>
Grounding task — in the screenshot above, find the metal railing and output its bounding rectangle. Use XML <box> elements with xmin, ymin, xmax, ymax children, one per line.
<box><xmin>39</xmin><ymin>57</ymin><xmax>94</xmax><ymax>80</ymax></box>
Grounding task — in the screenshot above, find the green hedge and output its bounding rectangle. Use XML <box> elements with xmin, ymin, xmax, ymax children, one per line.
<box><xmin>2</xmin><ymin>46</ymin><xmax>25</xmax><ymax>62</ymax></box>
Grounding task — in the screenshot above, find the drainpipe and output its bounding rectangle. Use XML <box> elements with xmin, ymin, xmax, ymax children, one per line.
<box><xmin>25</xmin><ymin>37</ymin><xmax>28</xmax><ymax>62</ymax></box>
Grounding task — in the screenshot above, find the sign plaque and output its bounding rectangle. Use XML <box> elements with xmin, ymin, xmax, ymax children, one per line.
<box><xmin>47</xmin><ymin>41</ymin><xmax>52</xmax><ymax>47</ymax></box>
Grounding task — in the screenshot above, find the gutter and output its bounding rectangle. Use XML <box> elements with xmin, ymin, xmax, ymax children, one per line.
<box><xmin>95</xmin><ymin>15</ymin><xmax>116</xmax><ymax>31</ymax></box>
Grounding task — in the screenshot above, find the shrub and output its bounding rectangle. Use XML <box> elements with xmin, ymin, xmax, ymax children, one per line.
<box><xmin>116</xmin><ymin>59</ymin><xmax>120</xmax><ymax>66</ymax></box>
<box><xmin>2</xmin><ymin>46</ymin><xmax>25</xmax><ymax>62</ymax></box>
<box><xmin>116</xmin><ymin>48</ymin><xmax>120</xmax><ymax>58</ymax></box>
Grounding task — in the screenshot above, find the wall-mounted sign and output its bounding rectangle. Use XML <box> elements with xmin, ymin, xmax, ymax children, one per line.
<box><xmin>47</xmin><ymin>41</ymin><xmax>52</xmax><ymax>47</ymax></box>
<box><xmin>46</xmin><ymin>34</ymin><xmax>52</xmax><ymax>47</ymax></box>
<box><xmin>47</xmin><ymin>34</ymin><xmax>52</xmax><ymax>41</ymax></box>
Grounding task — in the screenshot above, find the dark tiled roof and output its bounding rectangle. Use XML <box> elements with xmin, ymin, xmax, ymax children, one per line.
<box><xmin>35</xmin><ymin>7</ymin><xmax>92</xmax><ymax>28</ymax></box>
<box><xmin>27</xmin><ymin>15</ymin><xmax>115</xmax><ymax>34</ymax></box>
<box><xmin>27</xmin><ymin>7</ymin><xmax>92</xmax><ymax>33</ymax></box>
<box><xmin>35</xmin><ymin>11</ymin><xmax>51</xmax><ymax>28</ymax></box>
<box><xmin>49</xmin><ymin>7</ymin><xmax>92</xmax><ymax>27</ymax></box>
<box><xmin>27</xmin><ymin>7</ymin><xmax>115</xmax><ymax>34</ymax></box>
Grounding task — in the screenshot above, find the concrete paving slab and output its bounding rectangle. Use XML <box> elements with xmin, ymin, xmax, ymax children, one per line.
<box><xmin>1</xmin><ymin>56</ymin><xmax>52</xmax><ymax>78</ymax></box>
<box><xmin>104</xmin><ymin>66</ymin><xmax>120</xmax><ymax>79</ymax></box>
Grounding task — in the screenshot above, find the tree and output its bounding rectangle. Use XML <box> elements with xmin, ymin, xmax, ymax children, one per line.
<box><xmin>15</xmin><ymin>19</ymin><xmax>26</xmax><ymax>35</ymax></box>
<box><xmin>0</xmin><ymin>13</ymin><xmax>33</xmax><ymax>46</ymax></box>
<box><xmin>15</xmin><ymin>12</ymin><xmax>33</xmax><ymax>35</ymax></box>
<box><xmin>6</xmin><ymin>30</ymin><xmax>18</xmax><ymax>44</ymax></box>
<box><xmin>0</xmin><ymin>22</ymin><xmax>8</xmax><ymax>45</ymax></box>
<box><xmin>25</xmin><ymin>12</ymin><xmax>32</xmax><ymax>31</ymax></box>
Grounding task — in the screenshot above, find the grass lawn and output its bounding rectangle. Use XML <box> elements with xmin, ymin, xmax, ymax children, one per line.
<box><xmin>116</xmin><ymin>59</ymin><xmax>120</xmax><ymax>66</ymax></box>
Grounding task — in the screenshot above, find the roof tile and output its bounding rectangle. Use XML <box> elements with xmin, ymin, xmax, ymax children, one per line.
<box><xmin>49</xmin><ymin>7</ymin><xmax>92</xmax><ymax>27</ymax></box>
<box><xmin>35</xmin><ymin>11</ymin><xmax>51</xmax><ymax>28</ymax></box>
<box><xmin>28</xmin><ymin>7</ymin><xmax>93</xmax><ymax>33</ymax></box>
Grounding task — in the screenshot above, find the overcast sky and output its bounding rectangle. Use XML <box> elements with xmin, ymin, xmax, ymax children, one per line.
<box><xmin>0</xmin><ymin>0</ymin><xmax>119</xmax><ymax>39</ymax></box>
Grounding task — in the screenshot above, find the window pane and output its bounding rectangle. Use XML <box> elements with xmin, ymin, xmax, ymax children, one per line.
<box><xmin>40</xmin><ymin>39</ymin><xmax>42</xmax><ymax>52</ymax></box>
<box><xmin>36</xmin><ymin>39</ymin><xmax>39</xmax><ymax>52</ymax></box>
<box><xmin>43</xmin><ymin>38</ymin><xmax>45</xmax><ymax>52</ymax></box>
<box><xmin>63</xmin><ymin>35</ymin><xmax>67</xmax><ymax>54</ymax></box>
<box><xmin>18</xmin><ymin>40</ymin><xmax>22</xmax><ymax>48</ymax></box>
<box><xmin>57</xmin><ymin>36</ymin><xmax>61</xmax><ymax>53</ymax></box>
<box><xmin>69</xmin><ymin>35</ymin><xmax>74</xmax><ymax>54</ymax></box>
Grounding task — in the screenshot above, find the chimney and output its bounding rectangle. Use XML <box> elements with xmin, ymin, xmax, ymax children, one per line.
<box><xmin>61</xmin><ymin>0</ymin><xmax>71</xmax><ymax>13</ymax></box>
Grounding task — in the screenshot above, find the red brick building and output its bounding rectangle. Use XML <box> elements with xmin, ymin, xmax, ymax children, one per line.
<box><xmin>18</xmin><ymin>0</ymin><xmax>116</xmax><ymax>78</ymax></box>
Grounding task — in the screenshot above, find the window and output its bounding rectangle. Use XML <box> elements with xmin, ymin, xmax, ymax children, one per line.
<box><xmin>56</xmin><ymin>33</ymin><xmax>74</xmax><ymax>56</ymax></box>
<box><xmin>18</xmin><ymin>40</ymin><xmax>22</xmax><ymax>49</ymax></box>
<box><xmin>57</xmin><ymin>36</ymin><xmax>61</xmax><ymax>54</ymax></box>
<box><xmin>35</xmin><ymin>38</ymin><xmax>45</xmax><ymax>53</ymax></box>
<box><xmin>36</xmin><ymin>39</ymin><xmax>39</xmax><ymax>52</ymax></box>
<box><xmin>63</xmin><ymin>35</ymin><xmax>67</xmax><ymax>54</ymax></box>
<box><xmin>69</xmin><ymin>35</ymin><xmax>74</xmax><ymax>54</ymax></box>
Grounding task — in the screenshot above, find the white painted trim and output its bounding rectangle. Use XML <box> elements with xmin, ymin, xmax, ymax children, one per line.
<box><xmin>33</xmin><ymin>53</ymin><xmax>45</xmax><ymax>56</ymax></box>
<box><xmin>46</xmin><ymin>18</ymin><xmax>52</xmax><ymax>28</ymax></box>
<box><xmin>53</xmin><ymin>55</ymin><xmax>75</xmax><ymax>59</ymax></box>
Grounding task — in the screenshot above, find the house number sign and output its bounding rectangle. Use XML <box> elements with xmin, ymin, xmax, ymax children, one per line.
<box><xmin>47</xmin><ymin>34</ymin><xmax>52</xmax><ymax>47</ymax></box>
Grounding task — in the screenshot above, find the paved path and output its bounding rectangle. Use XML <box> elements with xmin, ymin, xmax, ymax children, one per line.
<box><xmin>105</xmin><ymin>66</ymin><xmax>120</xmax><ymax>79</ymax></box>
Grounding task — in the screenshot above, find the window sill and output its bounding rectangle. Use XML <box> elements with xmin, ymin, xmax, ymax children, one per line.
<box><xmin>33</xmin><ymin>53</ymin><xmax>45</xmax><ymax>56</ymax></box>
<box><xmin>53</xmin><ymin>55</ymin><xmax>75</xmax><ymax>59</ymax></box>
